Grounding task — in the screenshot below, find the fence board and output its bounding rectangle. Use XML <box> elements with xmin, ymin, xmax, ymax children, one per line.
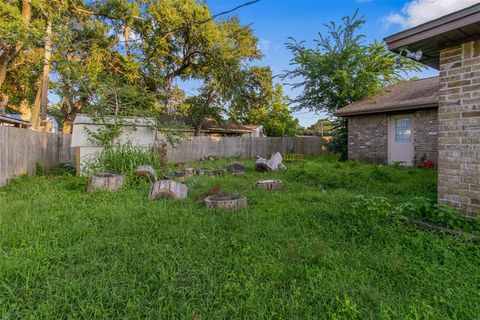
<box><xmin>0</xmin><ymin>126</ymin><xmax>74</xmax><ymax>186</ymax></box>
<box><xmin>166</xmin><ymin>136</ymin><xmax>326</xmax><ymax>163</ymax></box>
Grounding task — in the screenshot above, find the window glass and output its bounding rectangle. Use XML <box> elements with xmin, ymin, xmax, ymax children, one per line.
<box><xmin>395</xmin><ymin>118</ymin><xmax>412</xmax><ymax>142</ymax></box>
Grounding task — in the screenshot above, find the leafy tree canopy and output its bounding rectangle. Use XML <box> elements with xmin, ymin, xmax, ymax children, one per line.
<box><xmin>283</xmin><ymin>10</ymin><xmax>422</xmax><ymax>116</ymax></box>
<box><xmin>245</xmin><ymin>83</ymin><xmax>298</xmax><ymax>137</ymax></box>
<box><xmin>283</xmin><ymin>10</ymin><xmax>422</xmax><ymax>158</ymax></box>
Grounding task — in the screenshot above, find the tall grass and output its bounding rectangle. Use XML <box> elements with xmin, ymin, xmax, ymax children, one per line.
<box><xmin>83</xmin><ymin>144</ymin><xmax>165</xmax><ymax>175</ymax></box>
<box><xmin>1</xmin><ymin>158</ymin><xmax>479</xmax><ymax>319</ymax></box>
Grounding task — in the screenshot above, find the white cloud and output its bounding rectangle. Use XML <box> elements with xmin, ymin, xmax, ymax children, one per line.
<box><xmin>385</xmin><ymin>0</ymin><xmax>479</xmax><ymax>29</ymax></box>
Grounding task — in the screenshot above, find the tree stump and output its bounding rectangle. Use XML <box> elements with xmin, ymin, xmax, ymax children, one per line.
<box><xmin>87</xmin><ymin>173</ymin><xmax>125</xmax><ymax>193</ymax></box>
<box><xmin>255</xmin><ymin>152</ymin><xmax>286</xmax><ymax>172</ymax></box>
<box><xmin>134</xmin><ymin>165</ymin><xmax>157</xmax><ymax>182</ymax></box>
<box><xmin>184</xmin><ymin>168</ymin><xmax>196</xmax><ymax>177</ymax></box>
<box><xmin>196</xmin><ymin>168</ymin><xmax>209</xmax><ymax>176</ymax></box>
<box><xmin>149</xmin><ymin>180</ymin><xmax>188</xmax><ymax>200</ymax></box>
<box><xmin>211</xmin><ymin>168</ymin><xmax>227</xmax><ymax>176</ymax></box>
<box><xmin>163</xmin><ymin>171</ymin><xmax>187</xmax><ymax>181</ymax></box>
<box><xmin>256</xmin><ymin>180</ymin><xmax>283</xmax><ymax>190</ymax></box>
<box><xmin>204</xmin><ymin>193</ymin><xmax>247</xmax><ymax>211</ymax></box>
<box><xmin>229</xmin><ymin>162</ymin><xmax>247</xmax><ymax>175</ymax></box>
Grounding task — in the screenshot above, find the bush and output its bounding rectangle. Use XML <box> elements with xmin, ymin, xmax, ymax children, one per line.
<box><xmin>83</xmin><ymin>144</ymin><xmax>165</xmax><ymax>175</ymax></box>
<box><xmin>351</xmin><ymin>195</ymin><xmax>480</xmax><ymax>233</ymax></box>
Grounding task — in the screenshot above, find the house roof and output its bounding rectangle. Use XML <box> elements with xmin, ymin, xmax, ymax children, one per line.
<box><xmin>243</xmin><ymin>124</ymin><xmax>263</xmax><ymax>130</ymax></box>
<box><xmin>74</xmin><ymin>114</ymin><xmax>257</xmax><ymax>134</ymax></box>
<box><xmin>0</xmin><ymin>114</ymin><xmax>31</xmax><ymax>126</ymax></box>
<box><xmin>384</xmin><ymin>4</ymin><xmax>480</xmax><ymax>69</ymax></box>
<box><xmin>199</xmin><ymin>118</ymin><xmax>253</xmax><ymax>133</ymax></box>
<box><xmin>335</xmin><ymin>77</ymin><xmax>439</xmax><ymax>117</ymax></box>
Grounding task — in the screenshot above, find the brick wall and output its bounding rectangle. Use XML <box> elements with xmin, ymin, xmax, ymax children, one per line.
<box><xmin>439</xmin><ymin>40</ymin><xmax>480</xmax><ymax>216</ymax></box>
<box><xmin>348</xmin><ymin>114</ymin><xmax>388</xmax><ymax>164</ymax></box>
<box><xmin>348</xmin><ymin>110</ymin><xmax>438</xmax><ymax>166</ymax></box>
<box><xmin>413</xmin><ymin>108</ymin><xmax>438</xmax><ymax>166</ymax></box>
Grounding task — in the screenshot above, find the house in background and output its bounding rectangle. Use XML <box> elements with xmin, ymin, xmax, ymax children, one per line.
<box><xmin>71</xmin><ymin>114</ymin><xmax>265</xmax><ymax>174</ymax></box>
<box><xmin>197</xmin><ymin>119</ymin><xmax>265</xmax><ymax>137</ymax></box>
<box><xmin>338</xmin><ymin>3</ymin><xmax>480</xmax><ymax>215</ymax></box>
<box><xmin>336</xmin><ymin>77</ymin><xmax>439</xmax><ymax>167</ymax></box>
<box><xmin>0</xmin><ymin>114</ymin><xmax>31</xmax><ymax>129</ymax></box>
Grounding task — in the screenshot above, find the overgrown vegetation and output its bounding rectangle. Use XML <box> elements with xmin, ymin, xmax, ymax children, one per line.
<box><xmin>83</xmin><ymin>144</ymin><xmax>165</xmax><ymax>175</ymax></box>
<box><xmin>1</xmin><ymin>0</ymin><xmax>298</xmax><ymax>135</ymax></box>
<box><xmin>1</xmin><ymin>158</ymin><xmax>479</xmax><ymax>319</ymax></box>
<box><xmin>283</xmin><ymin>11</ymin><xmax>422</xmax><ymax>158</ymax></box>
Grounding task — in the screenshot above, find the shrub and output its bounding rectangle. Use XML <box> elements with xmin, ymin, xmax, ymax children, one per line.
<box><xmin>350</xmin><ymin>195</ymin><xmax>480</xmax><ymax>233</ymax></box>
<box><xmin>83</xmin><ymin>144</ymin><xmax>165</xmax><ymax>175</ymax></box>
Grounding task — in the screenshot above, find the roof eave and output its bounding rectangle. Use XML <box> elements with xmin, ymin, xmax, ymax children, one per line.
<box><xmin>335</xmin><ymin>102</ymin><xmax>438</xmax><ymax>117</ymax></box>
<box><xmin>384</xmin><ymin>4</ymin><xmax>480</xmax><ymax>69</ymax></box>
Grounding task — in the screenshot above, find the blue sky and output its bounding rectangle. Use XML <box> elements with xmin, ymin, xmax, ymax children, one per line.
<box><xmin>196</xmin><ymin>0</ymin><xmax>447</xmax><ymax>127</ymax></box>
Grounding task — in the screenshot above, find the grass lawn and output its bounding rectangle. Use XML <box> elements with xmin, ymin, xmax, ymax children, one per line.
<box><xmin>0</xmin><ymin>157</ymin><xmax>479</xmax><ymax>319</ymax></box>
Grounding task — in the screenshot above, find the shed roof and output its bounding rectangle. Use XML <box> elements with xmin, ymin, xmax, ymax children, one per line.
<box><xmin>335</xmin><ymin>77</ymin><xmax>439</xmax><ymax>117</ymax></box>
<box><xmin>384</xmin><ymin>4</ymin><xmax>480</xmax><ymax>69</ymax></box>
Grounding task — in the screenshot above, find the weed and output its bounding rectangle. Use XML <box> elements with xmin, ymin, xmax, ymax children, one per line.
<box><xmin>0</xmin><ymin>157</ymin><xmax>478</xmax><ymax>319</ymax></box>
<box><xmin>83</xmin><ymin>144</ymin><xmax>165</xmax><ymax>175</ymax></box>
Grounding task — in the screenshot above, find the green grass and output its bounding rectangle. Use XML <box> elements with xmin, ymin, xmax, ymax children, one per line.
<box><xmin>0</xmin><ymin>157</ymin><xmax>479</xmax><ymax>319</ymax></box>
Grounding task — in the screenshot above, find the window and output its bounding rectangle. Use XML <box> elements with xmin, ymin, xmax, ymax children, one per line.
<box><xmin>395</xmin><ymin>118</ymin><xmax>412</xmax><ymax>142</ymax></box>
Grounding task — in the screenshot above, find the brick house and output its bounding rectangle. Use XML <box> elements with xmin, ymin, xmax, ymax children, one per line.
<box><xmin>337</xmin><ymin>4</ymin><xmax>480</xmax><ymax>215</ymax></box>
<box><xmin>336</xmin><ymin>77</ymin><xmax>439</xmax><ymax>167</ymax></box>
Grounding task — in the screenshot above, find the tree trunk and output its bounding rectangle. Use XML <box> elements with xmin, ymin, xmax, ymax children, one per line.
<box><xmin>22</xmin><ymin>0</ymin><xmax>32</xmax><ymax>25</ymax></box>
<box><xmin>0</xmin><ymin>0</ymin><xmax>32</xmax><ymax>90</ymax></box>
<box><xmin>40</xmin><ymin>20</ymin><xmax>52</xmax><ymax>123</ymax></box>
<box><xmin>195</xmin><ymin>121</ymin><xmax>203</xmax><ymax>136</ymax></box>
<box><xmin>149</xmin><ymin>180</ymin><xmax>188</xmax><ymax>200</ymax></box>
<box><xmin>30</xmin><ymin>80</ymin><xmax>42</xmax><ymax>129</ymax></box>
<box><xmin>124</xmin><ymin>25</ymin><xmax>131</xmax><ymax>56</ymax></box>
<box><xmin>0</xmin><ymin>94</ymin><xmax>8</xmax><ymax>115</ymax></box>
<box><xmin>0</xmin><ymin>56</ymin><xmax>8</xmax><ymax>90</ymax></box>
<box><xmin>62</xmin><ymin>120</ymin><xmax>73</xmax><ymax>134</ymax></box>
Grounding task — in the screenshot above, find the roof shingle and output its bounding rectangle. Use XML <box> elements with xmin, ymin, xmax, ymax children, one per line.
<box><xmin>335</xmin><ymin>77</ymin><xmax>439</xmax><ymax>117</ymax></box>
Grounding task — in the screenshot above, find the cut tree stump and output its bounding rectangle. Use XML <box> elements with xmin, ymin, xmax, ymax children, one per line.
<box><xmin>134</xmin><ymin>165</ymin><xmax>157</xmax><ymax>182</ymax></box>
<box><xmin>149</xmin><ymin>180</ymin><xmax>188</xmax><ymax>200</ymax></box>
<box><xmin>229</xmin><ymin>162</ymin><xmax>247</xmax><ymax>175</ymax></box>
<box><xmin>87</xmin><ymin>173</ymin><xmax>125</xmax><ymax>193</ymax></box>
<box><xmin>163</xmin><ymin>171</ymin><xmax>187</xmax><ymax>181</ymax></box>
<box><xmin>255</xmin><ymin>152</ymin><xmax>286</xmax><ymax>172</ymax></box>
<box><xmin>196</xmin><ymin>168</ymin><xmax>209</xmax><ymax>176</ymax></box>
<box><xmin>184</xmin><ymin>168</ymin><xmax>196</xmax><ymax>177</ymax></box>
<box><xmin>256</xmin><ymin>180</ymin><xmax>283</xmax><ymax>190</ymax></box>
<box><xmin>211</xmin><ymin>168</ymin><xmax>227</xmax><ymax>176</ymax></box>
<box><xmin>204</xmin><ymin>193</ymin><xmax>247</xmax><ymax>211</ymax></box>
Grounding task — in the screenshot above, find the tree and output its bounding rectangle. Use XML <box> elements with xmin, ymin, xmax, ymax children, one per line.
<box><xmin>245</xmin><ymin>84</ymin><xmax>298</xmax><ymax>137</ymax></box>
<box><xmin>1</xmin><ymin>0</ymin><xmax>264</xmax><ymax>135</ymax></box>
<box><xmin>283</xmin><ymin>11</ymin><xmax>421</xmax><ymax>158</ymax></box>
<box><xmin>308</xmin><ymin>119</ymin><xmax>333</xmax><ymax>136</ymax></box>
<box><xmin>0</xmin><ymin>0</ymin><xmax>41</xmax><ymax>114</ymax></box>
<box><xmin>229</xmin><ymin>66</ymin><xmax>273</xmax><ymax>124</ymax></box>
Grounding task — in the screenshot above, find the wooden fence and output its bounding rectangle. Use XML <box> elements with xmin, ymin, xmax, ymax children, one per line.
<box><xmin>0</xmin><ymin>126</ymin><xmax>74</xmax><ymax>186</ymax></box>
<box><xmin>1</xmin><ymin>127</ymin><xmax>326</xmax><ymax>183</ymax></box>
<box><xmin>166</xmin><ymin>136</ymin><xmax>327</xmax><ymax>163</ymax></box>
